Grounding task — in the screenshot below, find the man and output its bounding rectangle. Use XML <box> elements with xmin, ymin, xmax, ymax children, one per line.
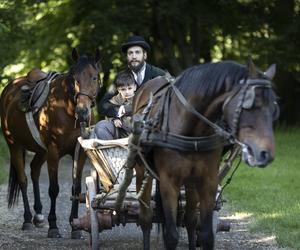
<box><xmin>98</xmin><ymin>35</ymin><xmax>166</xmax><ymax>117</ymax></box>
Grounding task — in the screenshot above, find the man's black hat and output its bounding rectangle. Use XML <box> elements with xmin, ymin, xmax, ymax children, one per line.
<box><xmin>121</xmin><ymin>36</ymin><xmax>150</xmax><ymax>54</ymax></box>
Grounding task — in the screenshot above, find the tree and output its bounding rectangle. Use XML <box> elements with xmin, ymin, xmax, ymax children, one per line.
<box><xmin>1</xmin><ymin>0</ymin><xmax>299</xmax><ymax>124</ymax></box>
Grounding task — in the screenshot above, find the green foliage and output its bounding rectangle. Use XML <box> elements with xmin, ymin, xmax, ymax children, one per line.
<box><xmin>225</xmin><ymin>127</ymin><xmax>300</xmax><ymax>249</ymax></box>
<box><xmin>0</xmin><ymin>0</ymin><xmax>300</xmax><ymax>123</ymax></box>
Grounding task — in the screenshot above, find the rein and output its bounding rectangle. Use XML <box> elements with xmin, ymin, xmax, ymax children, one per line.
<box><xmin>170</xmin><ymin>81</ymin><xmax>236</xmax><ymax>143</ymax></box>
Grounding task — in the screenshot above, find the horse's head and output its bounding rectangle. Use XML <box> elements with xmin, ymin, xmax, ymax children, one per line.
<box><xmin>70</xmin><ymin>48</ymin><xmax>101</xmax><ymax>125</ymax></box>
<box><xmin>223</xmin><ymin>59</ymin><xmax>279</xmax><ymax>167</ymax></box>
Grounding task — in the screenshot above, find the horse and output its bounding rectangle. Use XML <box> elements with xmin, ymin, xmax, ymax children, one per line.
<box><xmin>131</xmin><ymin>59</ymin><xmax>279</xmax><ymax>250</ymax></box>
<box><xmin>0</xmin><ymin>48</ymin><xmax>101</xmax><ymax>238</ymax></box>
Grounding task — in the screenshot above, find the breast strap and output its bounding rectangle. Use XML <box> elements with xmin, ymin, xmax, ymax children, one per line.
<box><xmin>140</xmin><ymin>130</ymin><xmax>227</xmax><ymax>152</ymax></box>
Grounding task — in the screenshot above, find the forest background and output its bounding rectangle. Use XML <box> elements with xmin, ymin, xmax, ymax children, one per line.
<box><xmin>1</xmin><ymin>0</ymin><xmax>299</xmax><ymax>124</ymax></box>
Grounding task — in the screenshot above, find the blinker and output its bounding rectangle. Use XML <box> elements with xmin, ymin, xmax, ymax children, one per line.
<box><xmin>242</xmin><ymin>86</ymin><xmax>256</xmax><ymax>109</ymax></box>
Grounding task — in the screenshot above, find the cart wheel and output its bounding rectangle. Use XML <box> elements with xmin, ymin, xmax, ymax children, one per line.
<box><xmin>212</xmin><ymin>210</ymin><xmax>219</xmax><ymax>236</ymax></box>
<box><xmin>91</xmin><ymin>168</ymin><xmax>100</xmax><ymax>194</ymax></box>
<box><xmin>86</xmin><ymin>176</ymin><xmax>99</xmax><ymax>250</ymax></box>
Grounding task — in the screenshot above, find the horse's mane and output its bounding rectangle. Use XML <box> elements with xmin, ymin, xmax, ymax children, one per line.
<box><xmin>69</xmin><ymin>55</ymin><xmax>99</xmax><ymax>74</ymax></box>
<box><xmin>175</xmin><ymin>61</ymin><xmax>249</xmax><ymax>98</ymax></box>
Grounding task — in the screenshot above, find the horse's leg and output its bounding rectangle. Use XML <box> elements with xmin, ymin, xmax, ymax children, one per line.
<box><xmin>70</xmin><ymin>143</ymin><xmax>86</xmax><ymax>239</ymax></box>
<box><xmin>135</xmin><ymin>164</ymin><xmax>153</xmax><ymax>250</ymax></box>
<box><xmin>159</xmin><ymin>172</ymin><xmax>180</xmax><ymax>250</ymax></box>
<box><xmin>8</xmin><ymin>145</ymin><xmax>33</xmax><ymax>230</ymax></box>
<box><xmin>197</xmin><ymin>175</ymin><xmax>218</xmax><ymax>250</ymax></box>
<box><xmin>46</xmin><ymin>145</ymin><xmax>61</xmax><ymax>238</ymax></box>
<box><xmin>30</xmin><ymin>152</ymin><xmax>46</xmax><ymax>227</ymax></box>
<box><xmin>184</xmin><ymin>186</ymin><xmax>199</xmax><ymax>250</ymax></box>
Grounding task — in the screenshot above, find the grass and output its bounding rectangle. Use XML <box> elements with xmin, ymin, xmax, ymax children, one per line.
<box><xmin>224</xmin><ymin>127</ymin><xmax>300</xmax><ymax>249</ymax></box>
<box><xmin>0</xmin><ymin>132</ymin><xmax>8</xmax><ymax>183</ymax></box>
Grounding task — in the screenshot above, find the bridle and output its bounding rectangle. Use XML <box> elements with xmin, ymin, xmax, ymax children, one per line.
<box><xmin>170</xmin><ymin>77</ymin><xmax>277</xmax><ymax>147</ymax></box>
<box><xmin>69</xmin><ymin>71</ymin><xmax>100</xmax><ymax>130</ymax></box>
<box><xmin>73</xmin><ymin>90</ymin><xmax>97</xmax><ymax>107</ymax></box>
<box><xmin>222</xmin><ymin>78</ymin><xmax>275</xmax><ymax>137</ymax></box>
<box><xmin>71</xmin><ymin>74</ymin><xmax>100</xmax><ymax>107</ymax></box>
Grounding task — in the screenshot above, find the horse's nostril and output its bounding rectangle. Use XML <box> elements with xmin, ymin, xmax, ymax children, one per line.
<box><xmin>76</xmin><ymin>107</ymin><xmax>90</xmax><ymax>121</ymax></box>
<box><xmin>259</xmin><ymin>151</ymin><xmax>273</xmax><ymax>166</ymax></box>
<box><xmin>260</xmin><ymin>151</ymin><xmax>268</xmax><ymax>160</ymax></box>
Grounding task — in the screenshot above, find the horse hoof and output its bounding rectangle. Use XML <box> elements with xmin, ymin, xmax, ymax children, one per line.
<box><xmin>47</xmin><ymin>228</ymin><xmax>62</xmax><ymax>238</ymax></box>
<box><xmin>22</xmin><ymin>222</ymin><xmax>34</xmax><ymax>230</ymax></box>
<box><xmin>33</xmin><ymin>214</ymin><xmax>45</xmax><ymax>228</ymax></box>
<box><xmin>71</xmin><ymin>230</ymin><xmax>83</xmax><ymax>239</ymax></box>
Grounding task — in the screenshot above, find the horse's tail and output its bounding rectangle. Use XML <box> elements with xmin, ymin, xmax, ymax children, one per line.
<box><xmin>7</xmin><ymin>159</ymin><xmax>21</xmax><ymax>208</ymax></box>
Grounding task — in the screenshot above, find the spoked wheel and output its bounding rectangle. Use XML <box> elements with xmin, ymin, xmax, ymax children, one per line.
<box><xmin>91</xmin><ymin>168</ymin><xmax>100</xmax><ymax>194</ymax></box>
<box><xmin>86</xmin><ymin>176</ymin><xmax>99</xmax><ymax>250</ymax></box>
<box><xmin>212</xmin><ymin>210</ymin><xmax>219</xmax><ymax>237</ymax></box>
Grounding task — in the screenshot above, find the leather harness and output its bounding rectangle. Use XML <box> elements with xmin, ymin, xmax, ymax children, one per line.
<box><xmin>139</xmin><ymin>80</ymin><xmax>232</xmax><ymax>152</ymax></box>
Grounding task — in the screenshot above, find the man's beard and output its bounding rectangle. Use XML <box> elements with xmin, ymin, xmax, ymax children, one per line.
<box><xmin>128</xmin><ymin>60</ymin><xmax>145</xmax><ymax>73</ymax></box>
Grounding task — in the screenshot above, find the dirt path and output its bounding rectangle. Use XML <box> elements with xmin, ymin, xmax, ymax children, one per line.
<box><xmin>0</xmin><ymin>155</ymin><xmax>292</xmax><ymax>249</ymax></box>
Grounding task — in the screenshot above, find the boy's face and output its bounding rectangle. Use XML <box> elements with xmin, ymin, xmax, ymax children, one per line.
<box><xmin>117</xmin><ymin>84</ymin><xmax>137</xmax><ymax>99</ymax></box>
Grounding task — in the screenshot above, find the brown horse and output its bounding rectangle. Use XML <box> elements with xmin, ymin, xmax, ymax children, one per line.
<box><xmin>0</xmin><ymin>48</ymin><xmax>101</xmax><ymax>238</ymax></box>
<box><xmin>132</xmin><ymin>59</ymin><xmax>278</xmax><ymax>250</ymax></box>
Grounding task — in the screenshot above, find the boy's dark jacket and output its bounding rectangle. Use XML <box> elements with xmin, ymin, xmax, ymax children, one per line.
<box><xmin>107</xmin><ymin>93</ymin><xmax>133</xmax><ymax>132</ymax></box>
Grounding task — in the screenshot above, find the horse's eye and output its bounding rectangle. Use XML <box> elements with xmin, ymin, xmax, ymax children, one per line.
<box><xmin>92</xmin><ymin>76</ymin><xmax>98</xmax><ymax>82</ymax></box>
<box><xmin>73</xmin><ymin>78</ymin><xmax>80</xmax><ymax>92</ymax></box>
<box><xmin>272</xmin><ymin>101</ymin><xmax>280</xmax><ymax>121</ymax></box>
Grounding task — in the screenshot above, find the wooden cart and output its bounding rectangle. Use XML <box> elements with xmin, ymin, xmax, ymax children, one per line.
<box><xmin>73</xmin><ymin>136</ymin><xmax>235</xmax><ymax>249</ymax></box>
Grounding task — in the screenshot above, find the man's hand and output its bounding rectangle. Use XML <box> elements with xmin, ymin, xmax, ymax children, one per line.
<box><xmin>113</xmin><ymin>119</ymin><xmax>123</xmax><ymax>128</ymax></box>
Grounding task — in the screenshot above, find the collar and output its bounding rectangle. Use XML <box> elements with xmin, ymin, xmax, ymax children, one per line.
<box><xmin>132</xmin><ymin>63</ymin><xmax>146</xmax><ymax>85</ymax></box>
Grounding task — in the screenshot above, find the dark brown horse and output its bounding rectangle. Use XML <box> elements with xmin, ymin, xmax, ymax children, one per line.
<box><xmin>132</xmin><ymin>59</ymin><xmax>278</xmax><ymax>250</ymax></box>
<box><xmin>0</xmin><ymin>48</ymin><xmax>101</xmax><ymax>238</ymax></box>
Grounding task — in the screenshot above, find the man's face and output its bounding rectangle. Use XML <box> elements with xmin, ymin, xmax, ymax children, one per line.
<box><xmin>127</xmin><ymin>46</ymin><xmax>147</xmax><ymax>71</ymax></box>
<box><xmin>117</xmin><ymin>84</ymin><xmax>137</xmax><ymax>100</ymax></box>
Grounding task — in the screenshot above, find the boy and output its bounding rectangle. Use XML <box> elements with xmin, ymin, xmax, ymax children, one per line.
<box><xmin>91</xmin><ymin>71</ymin><xmax>137</xmax><ymax>140</ymax></box>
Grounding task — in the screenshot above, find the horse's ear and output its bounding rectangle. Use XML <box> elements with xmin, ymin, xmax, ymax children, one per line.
<box><xmin>247</xmin><ymin>57</ymin><xmax>257</xmax><ymax>77</ymax></box>
<box><xmin>95</xmin><ymin>48</ymin><xmax>101</xmax><ymax>64</ymax></box>
<box><xmin>264</xmin><ymin>64</ymin><xmax>276</xmax><ymax>80</ymax></box>
<box><xmin>72</xmin><ymin>48</ymin><xmax>79</xmax><ymax>62</ymax></box>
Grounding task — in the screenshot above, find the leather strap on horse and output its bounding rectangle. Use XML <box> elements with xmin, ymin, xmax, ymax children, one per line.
<box><xmin>140</xmin><ymin>130</ymin><xmax>227</xmax><ymax>152</ymax></box>
<box><xmin>25</xmin><ymin>72</ymin><xmax>60</xmax><ymax>151</ymax></box>
<box><xmin>30</xmin><ymin>72</ymin><xmax>60</xmax><ymax>114</ymax></box>
<box><xmin>139</xmin><ymin>81</ymin><xmax>230</xmax><ymax>152</ymax></box>
<box><xmin>170</xmin><ymin>81</ymin><xmax>235</xmax><ymax>142</ymax></box>
<box><xmin>25</xmin><ymin>112</ymin><xmax>47</xmax><ymax>151</ymax></box>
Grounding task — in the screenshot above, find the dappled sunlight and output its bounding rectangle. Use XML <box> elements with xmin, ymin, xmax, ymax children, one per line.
<box><xmin>3</xmin><ymin>63</ymin><xmax>25</xmax><ymax>76</ymax></box>
<box><xmin>220</xmin><ymin>212</ymin><xmax>253</xmax><ymax>221</ymax></box>
<box><xmin>261</xmin><ymin>212</ymin><xmax>283</xmax><ymax>219</ymax></box>
<box><xmin>50</xmin><ymin>98</ymin><xmax>68</xmax><ymax>108</ymax></box>
<box><xmin>39</xmin><ymin>110</ymin><xmax>49</xmax><ymax>127</ymax></box>
<box><xmin>248</xmin><ymin>235</ymin><xmax>277</xmax><ymax>244</ymax></box>
<box><xmin>56</xmin><ymin>128</ymin><xmax>64</xmax><ymax>135</ymax></box>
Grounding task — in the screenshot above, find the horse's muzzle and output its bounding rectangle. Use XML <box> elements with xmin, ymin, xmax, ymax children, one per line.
<box><xmin>241</xmin><ymin>143</ymin><xmax>274</xmax><ymax>168</ymax></box>
<box><xmin>75</xmin><ymin>106</ymin><xmax>91</xmax><ymax>123</ymax></box>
